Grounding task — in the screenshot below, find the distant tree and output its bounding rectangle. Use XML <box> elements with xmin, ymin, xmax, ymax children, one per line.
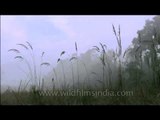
<box><xmin>126</xmin><ymin>16</ymin><xmax>160</xmax><ymax>87</ymax></box>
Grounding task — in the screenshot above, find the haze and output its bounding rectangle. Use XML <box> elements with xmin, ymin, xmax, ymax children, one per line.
<box><xmin>1</xmin><ymin>15</ymin><xmax>155</xmax><ymax>90</ymax></box>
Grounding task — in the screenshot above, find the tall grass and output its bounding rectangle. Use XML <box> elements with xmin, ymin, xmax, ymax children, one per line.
<box><xmin>8</xmin><ymin>41</ymin><xmax>50</xmax><ymax>90</ymax></box>
<box><xmin>70</xmin><ymin>56</ymin><xmax>77</xmax><ymax>89</ymax></box>
<box><xmin>75</xmin><ymin>42</ymin><xmax>80</xmax><ymax>88</ymax></box>
<box><xmin>8</xmin><ymin>47</ymin><xmax>34</xmax><ymax>86</ymax></box>
<box><xmin>112</xmin><ymin>25</ymin><xmax>123</xmax><ymax>90</ymax></box>
<box><xmin>57</xmin><ymin>51</ymin><xmax>66</xmax><ymax>88</ymax></box>
<box><xmin>5</xmin><ymin>23</ymin><xmax>160</xmax><ymax>105</ymax></box>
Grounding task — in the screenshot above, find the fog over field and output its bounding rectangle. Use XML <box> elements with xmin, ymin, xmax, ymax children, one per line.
<box><xmin>1</xmin><ymin>15</ymin><xmax>155</xmax><ymax>91</ymax></box>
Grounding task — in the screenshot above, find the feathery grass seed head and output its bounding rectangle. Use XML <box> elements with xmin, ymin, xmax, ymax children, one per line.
<box><xmin>8</xmin><ymin>49</ymin><xmax>20</xmax><ymax>53</ymax></box>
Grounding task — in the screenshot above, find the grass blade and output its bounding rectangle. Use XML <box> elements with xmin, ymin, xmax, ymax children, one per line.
<box><xmin>17</xmin><ymin>44</ymin><xmax>28</xmax><ymax>50</ymax></box>
<box><xmin>41</xmin><ymin>62</ymin><xmax>50</xmax><ymax>66</ymax></box>
<box><xmin>60</xmin><ymin>51</ymin><xmax>65</xmax><ymax>56</ymax></box>
<box><xmin>57</xmin><ymin>58</ymin><xmax>61</xmax><ymax>63</ymax></box>
<box><xmin>41</xmin><ymin>52</ymin><xmax>45</xmax><ymax>58</ymax></box>
<box><xmin>8</xmin><ymin>49</ymin><xmax>20</xmax><ymax>53</ymax></box>
<box><xmin>93</xmin><ymin>46</ymin><xmax>100</xmax><ymax>52</ymax></box>
<box><xmin>14</xmin><ymin>56</ymin><xmax>23</xmax><ymax>60</ymax></box>
<box><xmin>26</xmin><ymin>41</ymin><xmax>33</xmax><ymax>50</ymax></box>
<box><xmin>69</xmin><ymin>57</ymin><xmax>77</xmax><ymax>61</ymax></box>
<box><xmin>75</xmin><ymin>42</ymin><xmax>78</xmax><ymax>52</ymax></box>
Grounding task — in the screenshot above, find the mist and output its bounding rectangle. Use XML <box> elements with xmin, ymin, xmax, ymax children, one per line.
<box><xmin>1</xmin><ymin>15</ymin><xmax>155</xmax><ymax>91</ymax></box>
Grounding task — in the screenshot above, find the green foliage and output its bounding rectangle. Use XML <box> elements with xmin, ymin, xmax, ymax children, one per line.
<box><xmin>128</xmin><ymin>16</ymin><xmax>160</xmax><ymax>87</ymax></box>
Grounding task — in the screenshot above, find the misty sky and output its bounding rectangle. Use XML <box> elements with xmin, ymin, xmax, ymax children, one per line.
<box><xmin>1</xmin><ymin>15</ymin><xmax>155</xmax><ymax>87</ymax></box>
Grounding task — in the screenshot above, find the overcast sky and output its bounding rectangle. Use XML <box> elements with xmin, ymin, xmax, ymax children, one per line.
<box><xmin>1</xmin><ymin>15</ymin><xmax>155</xmax><ymax>87</ymax></box>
